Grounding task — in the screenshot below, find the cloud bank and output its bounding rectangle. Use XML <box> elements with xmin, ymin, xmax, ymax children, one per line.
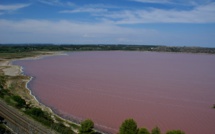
<box><xmin>0</xmin><ymin>19</ymin><xmax>157</xmax><ymax>44</ymax></box>
<box><xmin>94</xmin><ymin>2</ymin><xmax>215</xmax><ymax>24</ymax></box>
<box><xmin>0</xmin><ymin>19</ymin><xmax>214</xmax><ymax>47</ymax></box>
<box><xmin>0</xmin><ymin>0</ymin><xmax>214</xmax><ymax>47</ymax></box>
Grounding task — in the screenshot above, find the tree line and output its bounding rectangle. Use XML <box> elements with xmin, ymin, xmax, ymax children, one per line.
<box><xmin>79</xmin><ymin>118</ymin><xmax>185</xmax><ymax>134</ymax></box>
<box><xmin>0</xmin><ymin>44</ymin><xmax>215</xmax><ymax>54</ymax></box>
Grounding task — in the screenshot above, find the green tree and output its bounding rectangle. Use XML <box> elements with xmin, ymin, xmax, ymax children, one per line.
<box><xmin>0</xmin><ymin>75</ymin><xmax>6</xmax><ymax>90</ymax></box>
<box><xmin>30</xmin><ymin>107</ymin><xmax>45</xmax><ymax>117</ymax></box>
<box><xmin>166</xmin><ymin>130</ymin><xmax>185</xmax><ymax>134</ymax></box>
<box><xmin>151</xmin><ymin>127</ymin><xmax>161</xmax><ymax>134</ymax></box>
<box><xmin>138</xmin><ymin>127</ymin><xmax>150</xmax><ymax>134</ymax></box>
<box><xmin>119</xmin><ymin>118</ymin><xmax>138</xmax><ymax>134</ymax></box>
<box><xmin>12</xmin><ymin>95</ymin><xmax>26</xmax><ymax>108</ymax></box>
<box><xmin>79</xmin><ymin>119</ymin><xmax>94</xmax><ymax>134</ymax></box>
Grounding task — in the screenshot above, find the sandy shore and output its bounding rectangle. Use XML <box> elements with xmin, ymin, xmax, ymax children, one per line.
<box><xmin>0</xmin><ymin>51</ymin><xmax>79</xmax><ymax>130</ymax></box>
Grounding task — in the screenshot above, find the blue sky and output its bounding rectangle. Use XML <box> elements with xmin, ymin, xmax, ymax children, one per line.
<box><xmin>0</xmin><ymin>0</ymin><xmax>215</xmax><ymax>47</ymax></box>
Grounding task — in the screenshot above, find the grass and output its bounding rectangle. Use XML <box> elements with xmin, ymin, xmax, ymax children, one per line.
<box><xmin>0</xmin><ymin>52</ymin><xmax>43</xmax><ymax>59</ymax></box>
<box><xmin>24</xmin><ymin>107</ymin><xmax>75</xmax><ymax>134</ymax></box>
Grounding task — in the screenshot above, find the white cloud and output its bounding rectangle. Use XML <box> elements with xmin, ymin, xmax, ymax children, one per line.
<box><xmin>0</xmin><ymin>4</ymin><xmax>30</xmax><ymax>12</ymax></box>
<box><xmin>38</xmin><ymin>0</ymin><xmax>62</xmax><ymax>5</ymax></box>
<box><xmin>0</xmin><ymin>19</ymin><xmax>214</xmax><ymax>47</ymax></box>
<box><xmin>85</xmin><ymin>4</ymin><xmax>120</xmax><ymax>9</ymax></box>
<box><xmin>130</xmin><ymin>0</ymin><xmax>210</xmax><ymax>6</ymax></box>
<box><xmin>60</xmin><ymin>8</ymin><xmax>107</xmax><ymax>14</ymax></box>
<box><xmin>38</xmin><ymin>0</ymin><xmax>75</xmax><ymax>7</ymax></box>
<box><xmin>131</xmin><ymin>0</ymin><xmax>171</xmax><ymax>4</ymax></box>
<box><xmin>100</xmin><ymin>2</ymin><xmax>215</xmax><ymax>24</ymax></box>
<box><xmin>59</xmin><ymin>3</ymin><xmax>119</xmax><ymax>14</ymax></box>
<box><xmin>0</xmin><ymin>19</ymin><xmax>158</xmax><ymax>44</ymax></box>
<box><xmin>58</xmin><ymin>1</ymin><xmax>215</xmax><ymax>24</ymax></box>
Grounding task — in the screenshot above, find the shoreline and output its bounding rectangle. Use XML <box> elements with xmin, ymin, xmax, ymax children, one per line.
<box><xmin>25</xmin><ymin>76</ymin><xmax>40</xmax><ymax>104</ymax></box>
<box><xmin>0</xmin><ymin>51</ymin><xmax>82</xmax><ymax>133</ymax></box>
<box><xmin>10</xmin><ymin>52</ymin><xmax>108</xmax><ymax>134</ymax></box>
<box><xmin>2</xmin><ymin>50</ymin><xmax>211</xmax><ymax>134</ymax></box>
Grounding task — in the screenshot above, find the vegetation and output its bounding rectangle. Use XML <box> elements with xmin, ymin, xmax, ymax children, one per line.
<box><xmin>119</xmin><ymin>118</ymin><xmax>138</xmax><ymax>134</ymax></box>
<box><xmin>0</xmin><ymin>44</ymin><xmax>215</xmax><ymax>55</ymax></box>
<box><xmin>213</xmin><ymin>104</ymin><xmax>215</xmax><ymax>109</ymax></box>
<box><xmin>0</xmin><ymin>124</ymin><xmax>12</xmax><ymax>134</ymax></box>
<box><xmin>0</xmin><ymin>52</ymin><xmax>44</xmax><ymax>59</ymax></box>
<box><xmin>118</xmin><ymin>119</ymin><xmax>185</xmax><ymax>134</ymax></box>
<box><xmin>1</xmin><ymin>90</ymin><xmax>75</xmax><ymax>133</ymax></box>
<box><xmin>0</xmin><ymin>74</ymin><xmax>75</xmax><ymax>134</ymax></box>
<box><xmin>0</xmin><ymin>76</ymin><xmax>11</xmax><ymax>99</ymax></box>
<box><xmin>138</xmin><ymin>127</ymin><xmax>150</xmax><ymax>134</ymax></box>
<box><xmin>79</xmin><ymin>119</ymin><xmax>94</xmax><ymax>134</ymax></box>
<box><xmin>12</xmin><ymin>95</ymin><xmax>26</xmax><ymax>108</ymax></box>
<box><xmin>0</xmin><ymin>76</ymin><xmax>27</xmax><ymax>109</ymax></box>
<box><xmin>166</xmin><ymin>130</ymin><xmax>185</xmax><ymax>134</ymax></box>
<box><xmin>25</xmin><ymin>107</ymin><xmax>74</xmax><ymax>134</ymax></box>
<box><xmin>0</xmin><ymin>75</ymin><xmax>6</xmax><ymax>89</ymax></box>
<box><xmin>151</xmin><ymin>127</ymin><xmax>161</xmax><ymax>134</ymax></box>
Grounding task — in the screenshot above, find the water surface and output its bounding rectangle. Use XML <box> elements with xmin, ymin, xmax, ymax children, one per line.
<box><xmin>14</xmin><ymin>51</ymin><xmax>215</xmax><ymax>134</ymax></box>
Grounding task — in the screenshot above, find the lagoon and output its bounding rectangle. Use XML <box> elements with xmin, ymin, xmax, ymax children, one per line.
<box><xmin>14</xmin><ymin>51</ymin><xmax>215</xmax><ymax>134</ymax></box>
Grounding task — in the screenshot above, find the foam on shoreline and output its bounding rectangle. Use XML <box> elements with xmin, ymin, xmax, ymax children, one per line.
<box><xmin>25</xmin><ymin>76</ymin><xmax>40</xmax><ymax>103</ymax></box>
<box><xmin>11</xmin><ymin>52</ymin><xmax>67</xmax><ymax>113</ymax></box>
<box><xmin>17</xmin><ymin>60</ymin><xmax>40</xmax><ymax>104</ymax></box>
<box><xmin>2</xmin><ymin>52</ymin><xmax>67</xmax><ymax>114</ymax></box>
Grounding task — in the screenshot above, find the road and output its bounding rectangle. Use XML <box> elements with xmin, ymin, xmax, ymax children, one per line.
<box><xmin>0</xmin><ymin>99</ymin><xmax>53</xmax><ymax>134</ymax></box>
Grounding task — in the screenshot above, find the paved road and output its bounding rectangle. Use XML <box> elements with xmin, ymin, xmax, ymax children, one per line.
<box><xmin>0</xmin><ymin>99</ymin><xmax>53</xmax><ymax>134</ymax></box>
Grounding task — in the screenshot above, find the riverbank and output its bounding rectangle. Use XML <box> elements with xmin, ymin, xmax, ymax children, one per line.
<box><xmin>0</xmin><ymin>51</ymin><xmax>79</xmax><ymax>133</ymax></box>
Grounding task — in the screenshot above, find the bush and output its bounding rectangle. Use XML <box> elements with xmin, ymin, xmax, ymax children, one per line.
<box><xmin>31</xmin><ymin>108</ymin><xmax>45</xmax><ymax>117</ymax></box>
<box><xmin>25</xmin><ymin>107</ymin><xmax>74</xmax><ymax>133</ymax></box>
<box><xmin>119</xmin><ymin>119</ymin><xmax>138</xmax><ymax>134</ymax></box>
<box><xmin>12</xmin><ymin>95</ymin><xmax>26</xmax><ymax>108</ymax></box>
<box><xmin>25</xmin><ymin>107</ymin><xmax>52</xmax><ymax>126</ymax></box>
<box><xmin>151</xmin><ymin>127</ymin><xmax>161</xmax><ymax>134</ymax></box>
<box><xmin>0</xmin><ymin>89</ymin><xmax>9</xmax><ymax>98</ymax></box>
<box><xmin>52</xmin><ymin>123</ymin><xmax>74</xmax><ymax>134</ymax></box>
<box><xmin>79</xmin><ymin>119</ymin><xmax>94</xmax><ymax>134</ymax></box>
<box><xmin>166</xmin><ymin>130</ymin><xmax>185</xmax><ymax>134</ymax></box>
<box><xmin>26</xmin><ymin>107</ymin><xmax>50</xmax><ymax>120</ymax></box>
<box><xmin>138</xmin><ymin>127</ymin><xmax>150</xmax><ymax>134</ymax></box>
<box><xmin>0</xmin><ymin>75</ymin><xmax>6</xmax><ymax>89</ymax></box>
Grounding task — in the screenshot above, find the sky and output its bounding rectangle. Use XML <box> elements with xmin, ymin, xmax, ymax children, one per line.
<box><xmin>0</xmin><ymin>0</ymin><xmax>215</xmax><ymax>47</ymax></box>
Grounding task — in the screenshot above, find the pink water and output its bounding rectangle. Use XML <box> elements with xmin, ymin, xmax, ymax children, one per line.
<box><xmin>14</xmin><ymin>51</ymin><xmax>215</xmax><ymax>134</ymax></box>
